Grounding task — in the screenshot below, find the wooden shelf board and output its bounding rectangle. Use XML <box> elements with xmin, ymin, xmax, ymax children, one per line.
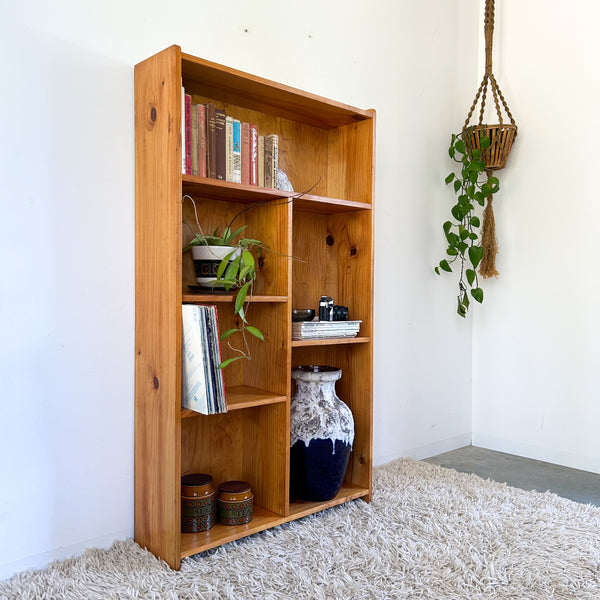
<box><xmin>180</xmin><ymin>505</ymin><xmax>282</xmax><ymax>558</ymax></box>
<box><xmin>182</xmin><ymin>293</ymin><xmax>288</xmax><ymax>304</ymax></box>
<box><xmin>181</xmin><ymin>52</ymin><xmax>373</xmax><ymax>130</ymax></box>
<box><xmin>182</xmin><ymin>176</ymin><xmax>372</xmax><ymax>213</ymax></box>
<box><xmin>180</xmin><ymin>484</ymin><xmax>370</xmax><ymax>559</ymax></box>
<box><xmin>288</xmin><ymin>483</ymin><xmax>370</xmax><ymax>519</ymax></box>
<box><xmin>291</xmin><ymin>336</ymin><xmax>371</xmax><ymax>348</ymax></box>
<box><xmin>181</xmin><ymin>385</ymin><xmax>287</xmax><ymax>418</ymax></box>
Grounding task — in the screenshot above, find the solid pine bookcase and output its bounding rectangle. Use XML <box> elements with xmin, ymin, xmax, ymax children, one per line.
<box><xmin>134</xmin><ymin>45</ymin><xmax>375</xmax><ymax>570</ymax></box>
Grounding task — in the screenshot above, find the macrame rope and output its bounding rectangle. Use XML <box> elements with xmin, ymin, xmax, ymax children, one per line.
<box><xmin>460</xmin><ymin>0</ymin><xmax>518</xmax><ymax>278</ymax></box>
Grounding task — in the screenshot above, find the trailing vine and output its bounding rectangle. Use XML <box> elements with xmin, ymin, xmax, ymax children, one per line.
<box><xmin>435</xmin><ymin>131</ymin><xmax>499</xmax><ymax>317</ymax></box>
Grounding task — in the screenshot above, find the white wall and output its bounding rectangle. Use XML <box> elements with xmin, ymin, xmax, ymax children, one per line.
<box><xmin>471</xmin><ymin>0</ymin><xmax>600</xmax><ymax>474</ymax></box>
<box><xmin>0</xmin><ymin>0</ymin><xmax>477</xmax><ymax>579</ymax></box>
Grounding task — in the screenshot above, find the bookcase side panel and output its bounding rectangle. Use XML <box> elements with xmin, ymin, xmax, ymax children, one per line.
<box><xmin>134</xmin><ymin>45</ymin><xmax>183</xmax><ymax>569</ymax></box>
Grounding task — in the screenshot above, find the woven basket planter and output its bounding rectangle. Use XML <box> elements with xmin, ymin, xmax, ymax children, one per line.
<box><xmin>462</xmin><ymin>123</ymin><xmax>517</xmax><ymax>171</ymax></box>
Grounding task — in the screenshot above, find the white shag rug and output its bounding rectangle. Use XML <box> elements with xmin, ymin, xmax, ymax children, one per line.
<box><xmin>2</xmin><ymin>458</ymin><xmax>600</xmax><ymax>599</ymax></box>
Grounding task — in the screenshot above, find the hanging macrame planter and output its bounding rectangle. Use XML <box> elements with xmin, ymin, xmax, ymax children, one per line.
<box><xmin>462</xmin><ymin>0</ymin><xmax>517</xmax><ymax>278</ymax></box>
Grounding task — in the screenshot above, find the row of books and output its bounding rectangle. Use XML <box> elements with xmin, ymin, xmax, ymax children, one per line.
<box><xmin>181</xmin><ymin>305</ymin><xmax>227</xmax><ymax>415</ymax></box>
<box><xmin>181</xmin><ymin>89</ymin><xmax>279</xmax><ymax>189</ymax></box>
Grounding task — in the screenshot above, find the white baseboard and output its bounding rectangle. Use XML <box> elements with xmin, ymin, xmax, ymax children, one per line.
<box><xmin>0</xmin><ymin>529</ymin><xmax>132</xmax><ymax>582</ymax></box>
<box><xmin>374</xmin><ymin>433</ymin><xmax>472</xmax><ymax>467</ymax></box>
<box><xmin>472</xmin><ymin>433</ymin><xmax>600</xmax><ymax>475</ymax></box>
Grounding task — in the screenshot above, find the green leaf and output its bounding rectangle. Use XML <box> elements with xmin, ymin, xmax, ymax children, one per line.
<box><xmin>469</xmin><ymin>232</ymin><xmax>478</xmax><ymax>240</ymax></box>
<box><xmin>481</xmin><ymin>182</ymin><xmax>493</xmax><ymax>197</ymax></box>
<box><xmin>449</xmin><ymin>146</ymin><xmax>456</xmax><ymax>159</ymax></box>
<box><xmin>445</xmin><ymin>173</ymin><xmax>455</xmax><ymax>184</ymax></box>
<box><xmin>434</xmin><ymin>266</ymin><xmax>440</xmax><ymax>275</ymax></box>
<box><xmin>439</xmin><ymin>260</ymin><xmax>452</xmax><ymax>272</ymax></box>
<box><xmin>453</xmin><ymin>180</ymin><xmax>461</xmax><ymax>193</ymax></box>
<box><xmin>457</xmin><ymin>298</ymin><xmax>467</xmax><ymax>318</ymax></box>
<box><xmin>455</xmin><ymin>139</ymin><xmax>466</xmax><ymax>154</ymax></box>
<box><xmin>488</xmin><ymin>176</ymin><xmax>499</xmax><ymax>186</ymax></box>
<box><xmin>443</xmin><ymin>221</ymin><xmax>453</xmax><ymax>234</ymax></box>
<box><xmin>239</xmin><ymin>265</ymin><xmax>253</xmax><ymax>281</ymax></box>
<box><xmin>234</xmin><ymin>281</ymin><xmax>252</xmax><ymax>314</ymax></box>
<box><xmin>447</xmin><ymin>247</ymin><xmax>458</xmax><ymax>256</ymax></box>
<box><xmin>224</xmin><ymin>254</ymin><xmax>241</xmax><ymax>282</ymax></box>
<box><xmin>219</xmin><ymin>356</ymin><xmax>245</xmax><ymax>369</ymax></box>
<box><xmin>241</xmin><ymin>249</ymin><xmax>255</xmax><ymax>269</ymax></box>
<box><xmin>223</xmin><ymin>225</ymin><xmax>247</xmax><ymax>244</ymax></box>
<box><xmin>459</xmin><ymin>226</ymin><xmax>469</xmax><ymax>241</ymax></box>
<box><xmin>469</xmin><ymin>246</ymin><xmax>484</xmax><ymax>270</ymax></box>
<box><xmin>470</xmin><ymin>216</ymin><xmax>481</xmax><ymax>228</ymax></box>
<box><xmin>245</xmin><ymin>326</ymin><xmax>265</xmax><ymax>341</ymax></box>
<box><xmin>458</xmin><ymin>241</ymin><xmax>469</xmax><ymax>255</ymax></box>
<box><xmin>220</xmin><ymin>328</ymin><xmax>239</xmax><ymax>341</ymax></box>
<box><xmin>466</xmin><ymin>269</ymin><xmax>476</xmax><ymax>286</ymax></box>
<box><xmin>471</xmin><ymin>287</ymin><xmax>484</xmax><ymax>303</ymax></box>
<box><xmin>471</xmin><ymin>148</ymin><xmax>481</xmax><ymax>160</ymax></box>
<box><xmin>216</xmin><ymin>251</ymin><xmax>236</xmax><ymax>279</ymax></box>
<box><xmin>451</xmin><ymin>204</ymin><xmax>464</xmax><ymax>221</ymax></box>
<box><xmin>480</xmin><ymin>135</ymin><xmax>491</xmax><ymax>149</ymax></box>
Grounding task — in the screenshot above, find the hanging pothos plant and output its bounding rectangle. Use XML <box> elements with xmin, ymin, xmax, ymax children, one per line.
<box><xmin>435</xmin><ymin>130</ymin><xmax>499</xmax><ymax>317</ymax></box>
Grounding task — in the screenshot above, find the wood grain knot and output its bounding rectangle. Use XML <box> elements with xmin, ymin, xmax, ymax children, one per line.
<box><xmin>326</xmin><ymin>235</ymin><xmax>334</xmax><ymax>246</ymax></box>
<box><xmin>359</xmin><ymin>454</ymin><xmax>366</xmax><ymax>465</ymax></box>
<box><xmin>153</xmin><ymin>376</ymin><xmax>159</xmax><ymax>389</ymax></box>
<box><xmin>146</xmin><ymin>104</ymin><xmax>157</xmax><ymax>131</ymax></box>
<box><xmin>258</xmin><ymin>256</ymin><xmax>265</xmax><ymax>268</ymax></box>
<box><xmin>350</xmin><ymin>246</ymin><xmax>357</xmax><ymax>256</ymax></box>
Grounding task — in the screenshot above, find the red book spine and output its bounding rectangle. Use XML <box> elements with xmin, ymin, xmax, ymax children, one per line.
<box><xmin>241</xmin><ymin>122</ymin><xmax>250</xmax><ymax>185</ymax></box>
<box><xmin>185</xmin><ymin>94</ymin><xmax>192</xmax><ymax>175</ymax></box>
<box><xmin>198</xmin><ymin>104</ymin><xmax>207</xmax><ymax>178</ymax></box>
<box><xmin>250</xmin><ymin>124</ymin><xmax>258</xmax><ymax>185</ymax></box>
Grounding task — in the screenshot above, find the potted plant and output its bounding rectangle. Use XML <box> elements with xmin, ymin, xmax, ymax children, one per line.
<box><xmin>435</xmin><ymin>130</ymin><xmax>500</xmax><ymax>317</ymax></box>
<box><xmin>183</xmin><ymin>202</ymin><xmax>265</xmax><ymax>368</ymax></box>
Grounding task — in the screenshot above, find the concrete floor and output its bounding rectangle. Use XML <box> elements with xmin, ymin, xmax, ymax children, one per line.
<box><xmin>425</xmin><ymin>446</ymin><xmax>600</xmax><ymax>507</ymax></box>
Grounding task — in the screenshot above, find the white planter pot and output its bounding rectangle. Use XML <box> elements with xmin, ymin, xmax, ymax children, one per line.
<box><xmin>191</xmin><ymin>245</ymin><xmax>239</xmax><ymax>289</ymax></box>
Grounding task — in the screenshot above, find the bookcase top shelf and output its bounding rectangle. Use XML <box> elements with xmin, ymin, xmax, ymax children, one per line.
<box><xmin>181</xmin><ymin>50</ymin><xmax>373</xmax><ymax>130</ymax></box>
<box><xmin>182</xmin><ymin>176</ymin><xmax>372</xmax><ymax>213</ymax></box>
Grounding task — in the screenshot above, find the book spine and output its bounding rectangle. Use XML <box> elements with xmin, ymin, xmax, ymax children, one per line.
<box><xmin>271</xmin><ymin>134</ymin><xmax>279</xmax><ymax>189</ymax></box>
<box><xmin>215</xmin><ymin>109</ymin><xmax>226</xmax><ymax>181</ymax></box>
<box><xmin>185</xmin><ymin>93</ymin><xmax>192</xmax><ymax>175</ymax></box>
<box><xmin>250</xmin><ymin>124</ymin><xmax>258</xmax><ymax>185</ymax></box>
<box><xmin>258</xmin><ymin>135</ymin><xmax>265</xmax><ymax>188</ymax></box>
<box><xmin>241</xmin><ymin>122</ymin><xmax>250</xmax><ymax>185</ymax></box>
<box><xmin>191</xmin><ymin>104</ymin><xmax>199</xmax><ymax>176</ymax></box>
<box><xmin>206</xmin><ymin>103</ymin><xmax>217</xmax><ymax>179</ymax></box>
<box><xmin>197</xmin><ymin>104</ymin><xmax>207</xmax><ymax>178</ymax></box>
<box><xmin>264</xmin><ymin>134</ymin><xmax>275</xmax><ymax>188</ymax></box>
<box><xmin>181</xmin><ymin>86</ymin><xmax>186</xmax><ymax>174</ymax></box>
<box><xmin>232</xmin><ymin>119</ymin><xmax>242</xmax><ymax>184</ymax></box>
<box><xmin>225</xmin><ymin>116</ymin><xmax>234</xmax><ymax>182</ymax></box>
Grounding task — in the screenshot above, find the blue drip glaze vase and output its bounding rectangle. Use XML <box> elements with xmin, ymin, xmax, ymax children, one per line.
<box><xmin>290</xmin><ymin>365</ymin><xmax>354</xmax><ymax>501</ymax></box>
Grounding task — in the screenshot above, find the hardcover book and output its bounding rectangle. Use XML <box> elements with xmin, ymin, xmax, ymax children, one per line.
<box><xmin>197</xmin><ymin>103</ymin><xmax>207</xmax><ymax>178</ymax></box>
<box><xmin>215</xmin><ymin>109</ymin><xmax>226</xmax><ymax>180</ymax></box>
<box><xmin>206</xmin><ymin>103</ymin><xmax>217</xmax><ymax>179</ymax></box>
<box><xmin>241</xmin><ymin>122</ymin><xmax>250</xmax><ymax>185</ymax></box>
<box><xmin>232</xmin><ymin>119</ymin><xmax>242</xmax><ymax>184</ymax></box>
<box><xmin>250</xmin><ymin>124</ymin><xmax>258</xmax><ymax>185</ymax></box>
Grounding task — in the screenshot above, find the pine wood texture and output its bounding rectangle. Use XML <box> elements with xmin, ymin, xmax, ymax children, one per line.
<box><xmin>135</xmin><ymin>45</ymin><xmax>375</xmax><ymax>569</ymax></box>
<box><xmin>134</xmin><ymin>45</ymin><xmax>183</xmax><ymax>570</ymax></box>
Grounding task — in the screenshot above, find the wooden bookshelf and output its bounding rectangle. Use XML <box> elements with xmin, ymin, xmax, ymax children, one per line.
<box><xmin>135</xmin><ymin>45</ymin><xmax>374</xmax><ymax>570</ymax></box>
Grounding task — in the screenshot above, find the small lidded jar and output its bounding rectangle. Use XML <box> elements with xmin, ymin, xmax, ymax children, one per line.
<box><xmin>217</xmin><ymin>481</ymin><xmax>254</xmax><ymax>525</ymax></box>
<box><xmin>181</xmin><ymin>473</ymin><xmax>216</xmax><ymax>533</ymax></box>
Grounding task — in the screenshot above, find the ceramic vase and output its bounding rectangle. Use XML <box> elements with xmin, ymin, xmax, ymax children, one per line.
<box><xmin>191</xmin><ymin>245</ymin><xmax>239</xmax><ymax>288</ymax></box>
<box><xmin>290</xmin><ymin>365</ymin><xmax>354</xmax><ymax>501</ymax></box>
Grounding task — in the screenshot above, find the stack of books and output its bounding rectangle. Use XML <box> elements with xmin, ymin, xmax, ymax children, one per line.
<box><xmin>182</xmin><ymin>89</ymin><xmax>279</xmax><ymax>189</ymax></box>
<box><xmin>292</xmin><ymin>320</ymin><xmax>362</xmax><ymax>341</ymax></box>
<box><xmin>181</xmin><ymin>305</ymin><xmax>227</xmax><ymax>415</ymax></box>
